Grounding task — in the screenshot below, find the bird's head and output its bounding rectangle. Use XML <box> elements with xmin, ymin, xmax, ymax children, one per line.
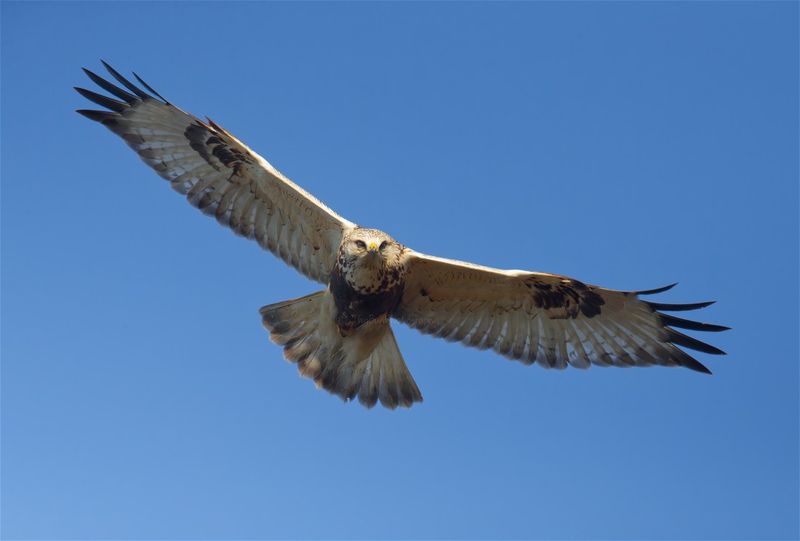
<box><xmin>342</xmin><ymin>228</ymin><xmax>401</xmax><ymax>268</ymax></box>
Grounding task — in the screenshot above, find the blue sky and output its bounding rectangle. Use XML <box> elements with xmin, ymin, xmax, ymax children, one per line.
<box><xmin>2</xmin><ymin>1</ymin><xmax>797</xmax><ymax>539</ymax></box>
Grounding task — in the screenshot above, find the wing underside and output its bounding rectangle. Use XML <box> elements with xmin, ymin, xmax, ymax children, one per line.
<box><xmin>76</xmin><ymin>62</ymin><xmax>354</xmax><ymax>283</ymax></box>
<box><xmin>394</xmin><ymin>252</ymin><xmax>728</xmax><ymax>373</ymax></box>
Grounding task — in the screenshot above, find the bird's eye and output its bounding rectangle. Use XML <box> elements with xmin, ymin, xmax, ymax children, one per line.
<box><xmin>355</xmin><ymin>240</ymin><xmax>366</xmax><ymax>249</ymax></box>
<box><xmin>379</xmin><ymin>241</ymin><xmax>388</xmax><ymax>251</ymax></box>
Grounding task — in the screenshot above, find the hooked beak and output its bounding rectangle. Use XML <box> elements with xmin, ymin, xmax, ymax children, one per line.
<box><xmin>367</xmin><ymin>241</ymin><xmax>379</xmax><ymax>254</ymax></box>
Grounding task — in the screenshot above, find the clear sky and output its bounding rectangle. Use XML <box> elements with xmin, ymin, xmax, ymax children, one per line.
<box><xmin>2</xmin><ymin>2</ymin><xmax>798</xmax><ymax>539</ymax></box>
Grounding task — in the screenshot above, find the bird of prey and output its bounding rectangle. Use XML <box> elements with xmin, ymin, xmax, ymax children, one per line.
<box><xmin>76</xmin><ymin>62</ymin><xmax>729</xmax><ymax>409</ymax></box>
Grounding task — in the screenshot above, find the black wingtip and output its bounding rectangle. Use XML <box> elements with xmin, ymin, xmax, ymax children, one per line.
<box><xmin>636</xmin><ymin>282</ymin><xmax>678</xmax><ymax>296</ymax></box>
<box><xmin>100</xmin><ymin>60</ymin><xmax>152</xmax><ymax>100</ymax></box>
<box><xmin>666</xmin><ymin>328</ymin><xmax>727</xmax><ymax>355</ymax></box>
<box><xmin>672</xmin><ymin>349</ymin><xmax>714</xmax><ymax>374</ymax></box>
<box><xmin>82</xmin><ymin>66</ymin><xmax>140</xmax><ymax>104</ymax></box>
<box><xmin>686</xmin><ymin>359</ymin><xmax>713</xmax><ymax>374</ymax></box>
<box><xmin>646</xmin><ymin>300</ymin><xmax>716</xmax><ymax>312</ymax></box>
<box><xmin>74</xmin><ymin>86</ymin><xmax>127</xmax><ymax>112</ymax></box>
<box><xmin>132</xmin><ymin>71</ymin><xmax>169</xmax><ymax>104</ymax></box>
<box><xmin>660</xmin><ymin>314</ymin><xmax>731</xmax><ymax>333</ymax></box>
<box><xmin>76</xmin><ymin>109</ymin><xmax>117</xmax><ymax>124</ymax></box>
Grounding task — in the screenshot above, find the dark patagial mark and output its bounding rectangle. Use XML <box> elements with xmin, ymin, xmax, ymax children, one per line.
<box><xmin>184</xmin><ymin>123</ymin><xmax>253</xmax><ymax>172</ymax></box>
<box><xmin>525</xmin><ymin>277</ymin><xmax>605</xmax><ymax>319</ymax></box>
<box><xmin>185</xmin><ymin>123</ymin><xmax>213</xmax><ymax>164</ymax></box>
<box><xmin>75</xmin><ymin>62</ymin><xmax>251</xmax><ymax>175</ymax></box>
<box><xmin>211</xmin><ymin>141</ymin><xmax>251</xmax><ymax>168</ymax></box>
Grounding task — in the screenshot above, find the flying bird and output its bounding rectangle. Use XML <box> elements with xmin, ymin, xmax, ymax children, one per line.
<box><xmin>76</xmin><ymin>62</ymin><xmax>729</xmax><ymax>409</ymax></box>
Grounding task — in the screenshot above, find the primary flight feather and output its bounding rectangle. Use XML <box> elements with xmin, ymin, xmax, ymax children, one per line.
<box><xmin>76</xmin><ymin>62</ymin><xmax>729</xmax><ymax>409</ymax></box>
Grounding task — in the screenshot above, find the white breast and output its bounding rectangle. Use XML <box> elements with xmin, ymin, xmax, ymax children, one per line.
<box><xmin>344</xmin><ymin>260</ymin><xmax>385</xmax><ymax>294</ymax></box>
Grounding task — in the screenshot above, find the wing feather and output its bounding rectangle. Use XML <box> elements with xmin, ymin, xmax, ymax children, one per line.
<box><xmin>77</xmin><ymin>63</ymin><xmax>354</xmax><ymax>283</ymax></box>
<box><xmin>394</xmin><ymin>251</ymin><xmax>728</xmax><ymax>373</ymax></box>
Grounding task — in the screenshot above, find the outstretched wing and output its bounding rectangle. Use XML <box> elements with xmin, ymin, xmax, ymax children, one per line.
<box><xmin>393</xmin><ymin>252</ymin><xmax>728</xmax><ymax>373</ymax></box>
<box><xmin>76</xmin><ymin>62</ymin><xmax>354</xmax><ymax>283</ymax></box>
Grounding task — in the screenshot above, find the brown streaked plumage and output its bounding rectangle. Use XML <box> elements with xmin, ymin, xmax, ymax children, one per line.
<box><xmin>76</xmin><ymin>62</ymin><xmax>730</xmax><ymax>409</ymax></box>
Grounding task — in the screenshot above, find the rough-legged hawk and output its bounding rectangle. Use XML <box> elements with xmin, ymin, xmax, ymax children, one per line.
<box><xmin>76</xmin><ymin>62</ymin><xmax>729</xmax><ymax>409</ymax></box>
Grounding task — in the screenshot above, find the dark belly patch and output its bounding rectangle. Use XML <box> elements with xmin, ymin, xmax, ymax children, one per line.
<box><xmin>330</xmin><ymin>268</ymin><xmax>403</xmax><ymax>332</ymax></box>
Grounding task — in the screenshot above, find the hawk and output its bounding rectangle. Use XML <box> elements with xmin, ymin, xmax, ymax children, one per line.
<box><xmin>76</xmin><ymin>62</ymin><xmax>729</xmax><ymax>409</ymax></box>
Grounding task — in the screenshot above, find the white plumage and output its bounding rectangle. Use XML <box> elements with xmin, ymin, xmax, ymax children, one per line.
<box><xmin>77</xmin><ymin>62</ymin><xmax>728</xmax><ymax>409</ymax></box>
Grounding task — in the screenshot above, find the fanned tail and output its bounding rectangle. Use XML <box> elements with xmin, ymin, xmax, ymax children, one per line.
<box><xmin>259</xmin><ymin>290</ymin><xmax>422</xmax><ymax>409</ymax></box>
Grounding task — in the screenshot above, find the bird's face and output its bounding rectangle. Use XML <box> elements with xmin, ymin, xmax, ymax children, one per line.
<box><xmin>342</xmin><ymin>229</ymin><xmax>401</xmax><ymax>268</ymax></box>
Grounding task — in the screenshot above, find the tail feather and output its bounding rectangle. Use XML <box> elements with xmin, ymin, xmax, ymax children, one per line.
<box><xmin>260</xmin><ymin>290</ymin><xmax>423</xmax><ymax>409</ymax></box>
